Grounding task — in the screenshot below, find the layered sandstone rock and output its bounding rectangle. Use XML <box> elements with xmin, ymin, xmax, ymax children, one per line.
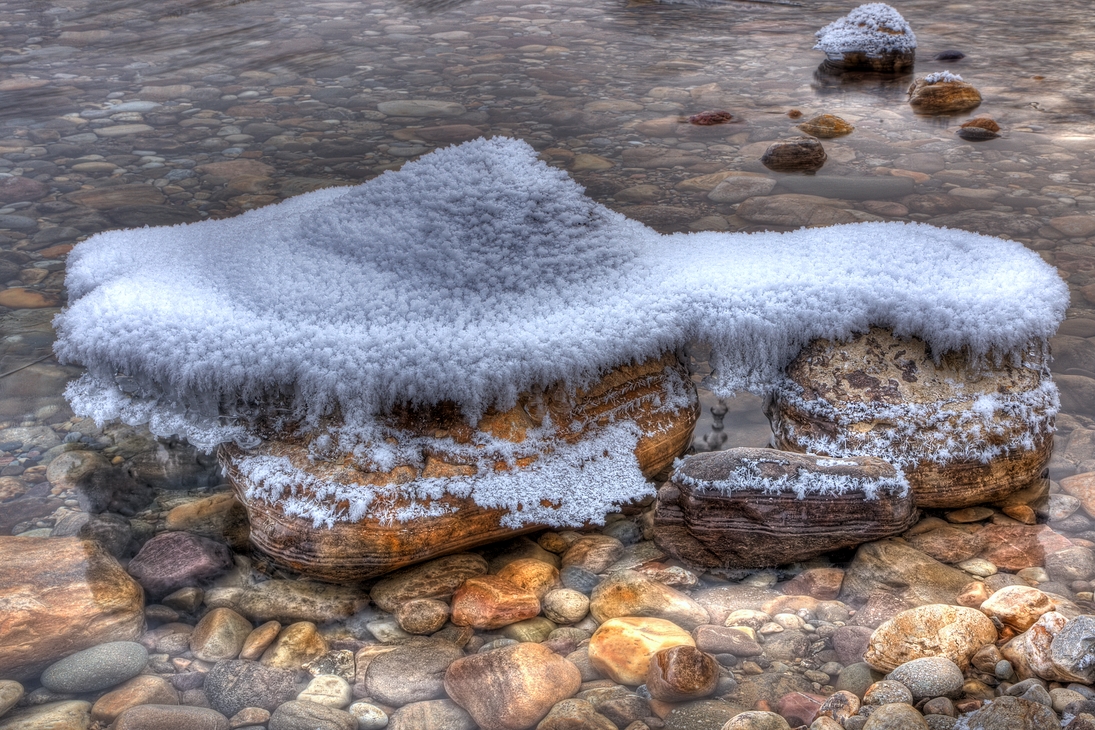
<box><xmin>222</xmin><ymin>354</ymin><xmax>697</xmax><ymax>582</ymax></box>
<box><xmin>654</xmin><ymin>448</ymin><xmax>917</xmax><ymax>568</ymax></box>
<box><xmin>767</xmin><ymin>328</ymin><xmax>1055</xmax><ymax>509</ymax></box>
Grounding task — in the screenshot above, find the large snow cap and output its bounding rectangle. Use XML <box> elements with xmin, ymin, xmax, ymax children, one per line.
<box><xmin>56</xmin><ymin>137</ymin><xmax>1067</xmax><ymax>456</ymax></box>
<box><xmin>814</xmin><ymin>3</ymin><xmax>917</xmax><ymax>58</ymax></box>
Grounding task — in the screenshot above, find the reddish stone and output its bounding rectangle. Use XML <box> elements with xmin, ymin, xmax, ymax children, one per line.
<box><xmin>0</xmin><ymin>176</ymin><xmax>49</xmax><ymax>203</ymax></box>
<box><xmin>977</xmin><ymin>525</ymin><xmax>1073</xmax><ymax>571</ymax></box>
<box><xmin>781</xmin><ymin>568</ymin><xmax>844</xmax><ymax>600</ymax></box>
<box><xmin>450</xmin><ymin>575</ymin><xmax>540</xmax><ymax>630</ymax></box>
<box><xmin>37</xmin><ymin>243</ymin><xmax>76</xmax><ymax>259</ymax></box>
<box><xmin>688</xmin><ymin>110</ymin><xmax>733</xmax><ymax>126</ymax></box>
<box><xmin>127</xmin><ymin>531</ymin><xmax>233</xmax><ymax>598</ymax></box>
<box><xmin>777</xmin><ymin>691</ymin><xmax>825</xmax><ymax>727</ymax></box>
<box><xmin>645</xmin><ymin>645</ymin><xmax>719</xmax><ymax>702</ymax></box>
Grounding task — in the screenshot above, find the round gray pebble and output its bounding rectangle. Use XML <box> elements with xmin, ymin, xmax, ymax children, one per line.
<box><xmin>40</xmin><ymin>641</ymin><xmax>148</xmax><ymax>693</ymax></box>
<box><xmin>886</xmin><ymin>656</ymin><xmax>963</xmax><ymax>700</ymax></box>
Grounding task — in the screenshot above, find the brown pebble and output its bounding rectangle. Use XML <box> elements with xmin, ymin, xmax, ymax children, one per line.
<box><xmin>688</xmin><ymin>110</ymin><xmax>733</xmax><ymax>125</ymax></box>
<box><xmin>955</xmin><ymin>699</ymin><xmax>983</xmax><ymax>713</ymax></box>
<box><xmin>961</xmin><ymin>117</ymin><xmax>1000</xmax><ymax>132</ymax></box>
<box><xmin>788</xmin><ymin>109</ymin><xmax>802</xmax><ymax>118</ymax></box>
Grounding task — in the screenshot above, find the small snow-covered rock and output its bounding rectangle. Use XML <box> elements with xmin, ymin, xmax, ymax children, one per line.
<box><xmin>814</xmin><ymin>3</ymin><xmax>916</xmax><ymax>72</ymax></box>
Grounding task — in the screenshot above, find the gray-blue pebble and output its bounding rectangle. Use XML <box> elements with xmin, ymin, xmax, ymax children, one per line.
<box><xmin>560</xmin><ymin>565</ymin><xmax>600</xmax><ymax>594</ymax></box>
<box><xmin>40</xmin><ymin>641</ymin><xmax>148</xmax><ymax>693</ymax></box>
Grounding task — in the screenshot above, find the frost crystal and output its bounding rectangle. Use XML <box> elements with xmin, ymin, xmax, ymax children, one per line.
<box><xmin>924</xmin><ymin>70</ymin><xmax>964</xmax><ymax>84</ymax></box>
<box><xmin>55</xmin><ymin>137</ymin><xmax>1068</xmax><ymax>526</ymax></box>
<box><xmin>814</xmin><ymin>3</ymin><xmax>917</xmax><ymax>58</ymax></box>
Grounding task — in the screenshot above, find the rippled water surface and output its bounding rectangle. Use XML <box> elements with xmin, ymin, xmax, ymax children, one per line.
<box><xmin>2</xmin><ymin>0</ymin><xmax>1095</xmax><ymax>713</ymax></box>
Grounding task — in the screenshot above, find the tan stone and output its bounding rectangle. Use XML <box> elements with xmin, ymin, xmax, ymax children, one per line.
<box><xmin>395</xmin><ymin>598</ymin><xmax>450</xmax><ymax>635</ymax></box>
<box><xmin>451</xmin><ymin>575</ymin><xmax>541</xmax><ymax>630</ymax></box>
<box><xmin>561</xmin><ymin>535</ymin><xmax>624</xmax><ymax>574</ymax></box>
<box><xmin>782</xmin><ymin>568</ymin><xmax>844</xmax><ymax>600</ymax></box>
<box><xmin>587</xmin><ymin>617</ymin><xmax>695</xmax><ymax>685</ymax></box>
<box><xmin>864</xmin><ymin>703</ymin><xmax>928</xmax><ymax>729</ymax></box>
<box><xmin>196</xmin><ymin>159</ymin><xmax>276</xmax><ymax>178</ymax></box>
<box><xmin>908</xmin><ymin>79</ymin><xmax>982</xmax><ymax>113</ymax></box>
<box><xmin>190</xmin><ymin>607</ymin><xmax>253</xmax><ymax>662</ymax></box>
<box><xmin>371</xmin><ymin>553</ymin><xmax>488</xmax><ymax>612</ymax></box>
<box><xmin>569</xmin><ymin>154</ymin><xmax>614</xmax><ymax>171</ymax></box>
<box><xmin>797</xmin><ymin>114</ymin><xmax>854</xmax><ymax>138</ymax></box>
<box><xmin>444</xmin><ymin>642</ymin><xmax>581</xmax><ymax>730</ymax></box>
<box><xmin>239</xmin><ymin>620</ymin><xmax>281</xmax><ymax>660</ymax></box>
<box><xmin>542</xmin><ymin>589</ymin><xmax>590</xmax><ymax>625</ymax></box>
<box><xmin>495</xmin><ymin>558</ymin><xmax>562</xmax><ymax>599</ymax></box>
<box><xmin>735</xmin><ymin>194</ymin><xmax>858</xmax><ymax>228</ymax></box>
<box><xmin>0</xmin><ymin>538</ymin><xmax>144</xmax><ymax>681</ymax></box>
<box><xmin>536</xmin><ymin>699</ymin><xmax>616</xmax><ymax>730</ymax></box>
<box><xmin>0</xmin><ymin>288</ymin><xmax>60</xmax><ymax>309</ymax></box>
<box><xmin>589</xmin><ymin>570</ymin><xmax>710</xmax><ymax>630</ymax></box>
<box><xmin>980</xmin><ymin>586</ymin><xmax>1056</xmax><ymax>632</ymax></box>
<box><xmin>164</xmin><ymin>492</ymin><xmax>248</xmax><ymax>546</ymax></box>
<box><xmin>0</xmin><ymin>701</ymin><xmax>92</xmax><ymax>730</ymax></box>
<box><xmin>261</xmin><ymin>622</ymin><xmax>328</xmax><ymax>669</ymax></box>
<box><xmin>65</xmin><ymin>184</ymin><xmax>165</xmax><ymax>209</ymax></box>
<box><xmin>957</xmin><ymin>581</ymin><xmax>993</xmax><ymax>608</ymax></box>
<box><xmin>674</xmin><ymin>171</ymin><xmax>745</xmax><ymax>192</ymax></box>
<box><xmin>839</xmin><ymin>540</ymin><xmax>973</xmax><ymax>607</ymax></box>
<box><xmin>90</xmin><ymin>675</ymin><xmax>178</xmax><ymax>724</ymax></box>
<box><xmin>1049</xmin><ymin>216</ymin><xmax>1095</xmax><ymax>238</ymax></box>
<box><xmin>864</xmin><ymin>605</ymin><xmax>997</xmax><ymax>672</ymax></box>
<box><xmin>1060</xmin><ymin>472</ymin><xmax>1095</xmax><ymax>518</ymax></box>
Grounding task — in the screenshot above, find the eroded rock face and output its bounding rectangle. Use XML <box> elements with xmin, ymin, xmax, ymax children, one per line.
<box><xmin>655</xmin><ymin>448</ymin><xmax>916</xmax><ymax>568</ymax></box>
<box><xmin>768</xmin><ymin>327</ymin><xmax>1055</xmax><ymax>510</ymax></box>
<box><xmin>0</xmin><ymin>537</ymin><xmax>145</xmax><ymax>681</ymax></box>
<box><xmin>222</xmin><ymin>354</ymin><xmax>698</xmax><ymax>583</ymax></box>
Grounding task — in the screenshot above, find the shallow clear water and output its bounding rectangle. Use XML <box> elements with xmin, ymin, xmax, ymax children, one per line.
<box><xmin>1</xmin><ymin>0</ymin><xmax>1095</xmax><ymax>707</ymax></box>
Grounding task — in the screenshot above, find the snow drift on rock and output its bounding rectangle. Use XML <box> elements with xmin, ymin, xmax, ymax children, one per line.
<box><xmin>814</xmin><ymin>3</ymin><xmax>917</xmax><ymax>58</ymax></box>
<box><xmin>55</xmin><ymin>136</ymin><xmax>1068</xmax><ymax>525</ymax></box>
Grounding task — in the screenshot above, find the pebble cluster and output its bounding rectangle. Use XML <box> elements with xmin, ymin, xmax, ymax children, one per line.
<box><xmin>3</xmin><ymin>416</ymin><xmax>1095</xmax><ymax>730</ymax></box>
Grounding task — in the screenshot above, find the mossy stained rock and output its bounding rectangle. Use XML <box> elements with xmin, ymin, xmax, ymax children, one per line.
<box><xmin>222</xmin><ymin>354</ymin><xmax>698</xmax><ymax>582</ymax></box>
<box><xmin>767</xmin><ymin>327</ymin><xmax>1055</xmax><ymax>509</ymax></box>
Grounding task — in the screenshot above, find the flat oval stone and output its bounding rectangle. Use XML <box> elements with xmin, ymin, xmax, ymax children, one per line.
<box><xmin>40</xmin><ymin>641</ymin><xmax>148</xmax><ymax>694</ymax></box>
<box><xmin>268</xmin><ymin>700</ymin><xmax>356</xmax><ymax>730</ymax></box>
<box><xmin>113</xmin><ymin>704</ymin><xmax>230</xmax><ymax>730</ymax></box>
